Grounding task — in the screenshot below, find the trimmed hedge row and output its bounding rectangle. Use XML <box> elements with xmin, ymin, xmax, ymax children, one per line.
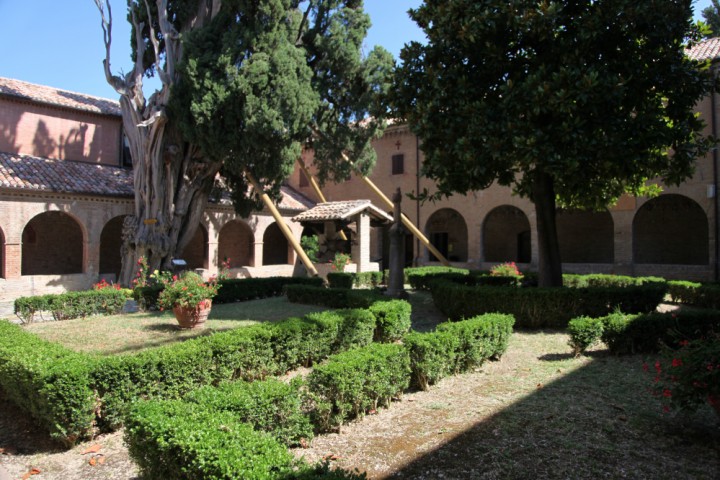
<box><xmin>327</xmin><ymin>272</ymin><xmax>385</xmax><ymax>289</ymax></box>
<box><xmin>566</xmin><ymin>310</ymin><xmax>720</xmax><ymax>355</ymax></box>
<box><xmin>327</xmin><ymin>272</ymin><xmax>354</xmax><ymax>289</ymax></box>
<box><xmin>214</xmin><ymin>277</ymin><xmax>324</xmax><ymax>303</ymax></box>
<box><xmin>667</xmin><ymin>280</ymin><xmax>720</xmax><ymax>309</ymax></box>
<box><xmin>562</xmin><ymin>274</ymin><xmax>665</xmax><ymax>288</ymax></box>
<box><xmin>14</xmin><ymin>289</ymin><xmax>128</xmax><ymax>323</ymax></box>
<box><xmin>405</xmin><ymin>313</ymin><xmax>514</xmax><ymax>390</ymax></box>
<box><xmin>0</xmin><ymin>299</ymin><xmax>407</xmax><ymax>444</ymax></box>
<box><xmin>134</xmin><ymin>276</ymin><xmax>324</xmax><ymax>310</ymax></box>
<box><xmin>430</xmin><ymin>279</ymin><xmax>667</xmax><ymax>328</ymax></box>
<box><xmin>285</xmin><ymin>284</ymin><xmax>385</xmax><ymax>308</ymax></box>
<box><xmin>309</xmin><ymin>343</ymin><xmax>411</xmax><ymax>431</ymax></box>
<box><xmin>123</xmin><ymin>311</ymin><xmax>514</xmax><ymax>477</ymax></box>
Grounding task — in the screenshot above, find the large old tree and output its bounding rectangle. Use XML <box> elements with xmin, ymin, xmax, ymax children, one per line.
<box><xmin>393</xmin><ymin>0</ymin><xmax>716</xmax><ymax>287</ymax></box>
<box><xmin>94</xmin><ymin>0</ymin><xmax>392</xmax><ymax>285</ymax></box>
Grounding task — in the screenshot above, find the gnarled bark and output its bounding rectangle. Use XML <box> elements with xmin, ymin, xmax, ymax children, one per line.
<box><xmin>94</xmin><ymin>0</ymin><xmax>222</xmax><ymax>285</ymax></box>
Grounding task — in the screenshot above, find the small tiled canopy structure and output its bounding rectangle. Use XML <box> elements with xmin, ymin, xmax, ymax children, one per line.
<box><xmin>292</xmin><ymin>200</ymin><xmax>392</xmax><ymax>272</ymax></box>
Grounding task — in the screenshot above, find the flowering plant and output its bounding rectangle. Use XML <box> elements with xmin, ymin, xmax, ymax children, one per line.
<box><xmin>330</xmin><ymin>252</ymin><xmax>351</xmax><ymax>272</ymax></box>
<box><xmin>93</xmin><ymin>279</ymin><xmax>121</xmax><ymax>291</ymax></box>
<box><xmin>157</xmin><ymin>271</ymin><xmax>219</xmax><ymax>310</ymax></box>
<box><xmin>218</xmin><ymin>257</ymin><xmax>231</xmax><ymax>281</ymax></box>
<box><xmin>490</xmin><ymin>261</ymin><xmax>523</xmax><ymax>278</ymax></box>
<box><xmin>645</xmin><ymin>332</ymin><xmax>720</xmax><ymax>414</ymax></box>
<box><xmin>132</xmin><ymin>256</ymin><xmax>150</xmax><ymax>287</ymax></box>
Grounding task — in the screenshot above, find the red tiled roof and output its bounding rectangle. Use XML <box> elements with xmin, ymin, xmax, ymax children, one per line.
<box><xmin>292</xmin><ymin>200</ymin><xmax>391</xmax><ymax>223</ymax></box>
<box><xmin>0</xmin><ymin>77</ymin><xmax>121</xmax><ymax>116</ymax></box>
<box><xmin>686</xmin><ymin>37</ymin><xmax>720</xmax><ymax>62</ymax></box>
<box><xmin>0</xmin><ymin>152</ymin><xmax>134</xmax><ymax>197</ymax></box>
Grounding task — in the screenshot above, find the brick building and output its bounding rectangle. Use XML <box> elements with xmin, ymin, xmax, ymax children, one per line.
<box><xmin>0</xmin><ymin>77</ymin><xmax>312</xmax><ymax>313</ymax></box>
<box><xmin>288</xmin><ymin>38</ymin><xmax>720</xmax><ymax>282</ymax></box>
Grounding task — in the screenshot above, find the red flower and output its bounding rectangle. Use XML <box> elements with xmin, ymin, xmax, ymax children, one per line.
<box><xmin>662</xmin><ymin>389</ymin><xmax>672</xmax><ymax>398</ymax></box>
<box><xmin>662</xmin><ymin>405</ymin><xmax>671</xmax><ymax>414</ymax></box>
<box><xmin>172</xmin><ymin>275</ymin><xmax>178</xmax><ymax>281</ymax></box>
<box><xmin>679</xmin><ymin>340</ymin><xmax>689</xmax><ymax>347</ymax></box>
<box><xmin>654</xmin><ymin>361</ymin><xmax>662</xmax><ymax>373</ymax></box>
<box><xmin>642</xmin><ymin>363</ymin><xmax>649</xmax><ymax>372</ymax></box>
<box><xmin>671</xmin><ymin>358</ymin><xmax>683</xmax><ymax>367</ymax></box>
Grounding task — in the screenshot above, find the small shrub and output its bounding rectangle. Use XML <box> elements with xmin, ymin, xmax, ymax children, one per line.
<box><xmin>186</xmin><ymin>378</ymin><xmax>313</xmax><ymax>447</ymax></box>
<box><xmin>369</xmin><ymin>300</ymin><xmax>412</xmax><ymax>343</ymax></box>
<box><xmin>327</xmin><ymin>272</ymin><xmax>354</xmax><ymax>289</ymax></box>
<box><xmin>404</xmin><ymin>330</ymin><xmax>460</xmax><ymax>390</ymax></box>
<box><xmin>352</xmin><ymin>271</ymin><xmax>384</xmax><ymax>288</ymax></box>
<box><xmin>335</xmin><ymin>309</ymin><xmax>377</xmax><ymax>352</ymax></box>
<box><xmin>14</xmin><ymin>289</ymin><xmax>127</xmax><ymax>323</ymax></box>
<box><xmin>308</xmin><ymin>343</ymin><xmax>410</xmax><ymax>431</ymax></box>
<box><xmin>214</xmin><ymin>276</ymin><xmax>323</xmax><ymax>304</ymax></box>
<box><xmin>126</xmin><ymin>400</ymin><xmax>297</xmax><ymax>480</ymax></box>
<box><xmin>285</xmin><ymin>284</ymin><xmax>384</xmax><ymax>308</ymax></box>
<box><xmin>567</xmin><ymin>316</ymin><xmax>604</xmax><ymax>357</ymax></box>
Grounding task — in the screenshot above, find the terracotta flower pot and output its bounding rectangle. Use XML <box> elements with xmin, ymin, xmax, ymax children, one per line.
<box><xmin>172</xmin><ymin>299</ymin><xmax>212</xmax><ymax>329</ymax></box>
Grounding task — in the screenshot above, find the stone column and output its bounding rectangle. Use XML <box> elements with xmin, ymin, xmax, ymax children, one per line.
<box><xmin>252</xmin><ymin>242</ymin><xmax>264</xmax><ymax>267</ymax></box>
<box><xmin>352</xmin><ymin>212</ymin><xmax>371</xmax><ymax>273</ymax></box>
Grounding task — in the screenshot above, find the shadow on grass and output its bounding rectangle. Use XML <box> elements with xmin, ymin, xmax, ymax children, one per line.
<box><xmin>388</xmin><ymin>349</ymin><xmax>720</xmax><ymax>479</ymax></box>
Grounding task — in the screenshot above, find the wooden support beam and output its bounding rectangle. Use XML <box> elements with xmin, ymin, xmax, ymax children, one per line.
<box><xmin>296</xmin><ymin>157</ymin><xmax>348</xmax><ymax>241</ymax></box>
<box><xmin>245</xmin><ymin>170</ymin><xmax>318</xmax><ymax>277</ymax></box>
<box><xmin>341</xmin><ymin>153</ymin><xmax>451</xmax><ymax>267</ymax></box>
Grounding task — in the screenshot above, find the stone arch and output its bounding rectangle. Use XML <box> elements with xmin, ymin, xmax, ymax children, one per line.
<box><xmin>181</xmin><ymin>224</ymin><xmax>209</xmax><ymax>270</ymax></box>
<box><xmin>483</xmin><ymin>205</ymin><xmax>532</xmax><ymax>263</ymax></box>
<box><xmin>218</xmin><ymin>220</ymin><xmax>254</xmax><ymax>268</ymax></box>
<box><xmin>633</xmin><ymin>194</ymin><xmax>709</xmax><ymax>265</ymax></box>
<box><xmin>263</xmin><ymin>222</ymin><xmax>289</xmax><ymax>265</ymax></box>
<box><xmin>22</xmin><ymin>211</ymin><xmax>84</xmax><ymax>275</ymax></box>
<box><xmin>425</xmin><ymin>208</ymin><xmax>468</xmax><ymax>262</ymax></box>
<box><xmin>557</xmin><ymin>209</ymin><xmax>614</xmax><ymax>263</ymax></box>
<box><xmin>99</xmin><ymin>215</ymin><xmax>127</xmax><ymax>280</ymax></box>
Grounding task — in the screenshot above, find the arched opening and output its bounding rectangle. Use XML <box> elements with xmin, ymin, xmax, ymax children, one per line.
<box><xmin>634</xmin><ymin>194</ymin><xmax>708</xmax><ymax>265</ymax></box>
<box><xmin>557</xmin><ymin>209</ymin><xmax>614</xmax><ymax>263</ymax></box>
<box><xmin>425</xmin><ymin>208</ymin><xmax>468</xmax><ymax>262</ymax></box>
<box><xmin>99</xmin><ymin>215</ymin><xmax>126</xmax><ymax>279</ymax></box>
<box><xmin>218</xmin><ymin>220</ymin><xmax>254</xmax><ymax>268</ymax></box>
<box><xmin>483</xmin><ymin>206</ymin><xmax>531</xmax><ymax>263</ymax></box>
<box><xmin>181</xmin><ymin>224</ymin><xmax>209</xmax><ymax>270</ymax></box>
<box><xmin>22</xmin><ymin>211</ymin><xmax>84</xmax><ymax>275</ymax></box>
<box><xmin>263</xmin><ymin>222</ymin><xmax>289</xmax><ymax>265</ymax></box>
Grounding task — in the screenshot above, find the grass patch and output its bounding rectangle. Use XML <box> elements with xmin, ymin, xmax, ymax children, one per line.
<box><xmin>24</xmin><ymin>297</ymin><xmax>328</xmax><ymax>356</ymax></box>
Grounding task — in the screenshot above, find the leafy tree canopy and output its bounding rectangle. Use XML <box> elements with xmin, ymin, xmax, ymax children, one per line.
<box><xmin>167</xmin><ymin>0</ymin><xmax>394</xmax><ymax>215</ymax></box>
<box><xmin>393</xmin><ymin>0</ymin><xmax>716</xmax><ymax>211</ymax></box>
<box><xmin>702</xmin><ymin>0</ymin><xmax>720</xmax><ymax>37</ymax></box>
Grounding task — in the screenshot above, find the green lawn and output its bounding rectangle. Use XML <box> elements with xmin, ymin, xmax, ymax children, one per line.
<box><xmin>24</xmin><ymin>296</ymin><xmax>329</xmax><ymax>356</ymax></box>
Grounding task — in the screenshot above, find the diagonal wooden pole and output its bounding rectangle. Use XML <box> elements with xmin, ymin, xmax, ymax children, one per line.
<box><xmin>296</xmin><ymin>157</ymin><xmax>348</xmax><ymax>241</ymax></box>
<box><xmin>245</xmin><ymin>169</ymin><xmax>318</xmax><ymax>277</ymax></box>
<box><xmin>340</xmin><ymin>152</ymin><xmax>451</xmax><ymax>267</ymax></box>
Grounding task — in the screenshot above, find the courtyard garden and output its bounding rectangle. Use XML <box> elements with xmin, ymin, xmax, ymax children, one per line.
<box><xmin>0</xmin><ymin>268</ymin><xmax>718</xmax><ymax>479</ymax></box>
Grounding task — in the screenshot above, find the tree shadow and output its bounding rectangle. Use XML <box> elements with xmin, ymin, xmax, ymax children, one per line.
<box><xmin>387</xmin><ymin>354</ymin><xmax>720</xmax><ymax>479</ymax></box>
<box><xmin>0</xmin><ymin>394</ymin><xmax>65</xmax><ymax>455</ymax></box>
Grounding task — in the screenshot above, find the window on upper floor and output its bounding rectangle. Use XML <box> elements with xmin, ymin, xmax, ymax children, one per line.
<box><xmin>392</xmin><ymin>154</ymin><xmax>405</xmax><ymax>175</ymax></box>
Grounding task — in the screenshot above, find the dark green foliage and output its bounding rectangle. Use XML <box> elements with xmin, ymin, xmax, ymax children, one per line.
<box><xmin>667</xmin><ymin>280</ymin><xmax>720</xmax><ymax>309</ymax></box>
<box><xmin>199</xmin><ymin>325</ymin><xmax>278</xmax><ymax>382</ymax></box>
<box><xmin>702</xmin><ymin>0</ymin><xmax>720</xmax><ymax>38</ymax></box>
<box><xmin>214</xmin><ymin>277</ymin><xmax>323</xmax><ymax>304</ymax></box>
<box><xmin>436</xmin><ymin>313</ymin><xmax>515</xmax><ymax>369</ymax></box>
<box><xmin>335</xmin><ymin>309</ymin><xmax>377</xmax><ymax>352</ymax></box>
<box><xmin>0</xmin><ymin>321</ymin><xmax>97</xmax><ymax>445</ymax></box>
<box><xmin>430</xmin><ymin>279</ymin><xmax>667</xmax><ymax>328</ymax></box>
<box><xmin>300</xmin><ymin>235</ymin><xmax>320</xmax><ymax>263</ymax></box>
<box><xmin>186</xmin><ymin>378</ymin><xmax>313</xmax><ymax>447</ymax></box>
<box><xmin>270</xmin><ymin>316</ymin><xmax>337</xmax><ymax>371</ymax></box>
<box><xmin>170</xmin><ymin>1</ymin><xmax>394</xmax><ymax>215</ymax></box>
<box><xmin>406</xmin><ymin>267</ymin><xmax>470</xmax><ymax>290</ymax></box>
<box><xmin>308</xmin><ymin>343</ymin><xmax>411</xmax><ymax>431</ymax></box>
<box><xmin>133</xmin><ymin>284</ymin><xmax>164</xmax><ymax>311</ymax></box>
<box><xmin>352</xmin><ymin>271</ymin><xmax>384</xmax><ymax>288</ymax></box>
<box><xmin>405</xmin><ymin>313</ymin><xmax>514</xmax><ymax>390</ymax></box>
<box><xmin>393</xmin><ymin>0</ymin><xmax>715</xmax><ymax>286</ymax></box>
<box><xmin>563</xmin><ymin>274</ymin><xmax>665</xmax><ymax>288</ymax></box>
<box><xmin>369</xmin><ymin>300</ymin><xmax>412</xmax><ymax>342</ymax></box>
<box><xmin>285</xmin><ymin>284</ymin><xmax>385</xmax><ymax>308</ymax></box>
<box><xmin>327</xmin><ymin>272</ymin><xmax>355</xmax><ymax>289</ymax></box>
<box><xmin>14</xmin><ymin>290</ymin><xmax>127</xmax><ymax>323</ymax></box>
<box><xmin>125</xmin><ymin>400</ymin><xmax>296</xmax><ymax>480</ymax></box>
<box><xmin>567</xmin><ymin>316</ymin><xmax>605</xmax><ymax>357</ymax></box>
<box><xmin>600</xmin><ymin>310</ymin><xmax>720</xmax><ymax>355</ymax></box>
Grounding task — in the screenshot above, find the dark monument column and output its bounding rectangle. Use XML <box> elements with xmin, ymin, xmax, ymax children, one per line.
<box><xmin>386</xmin><ymin>188</ymin><xmax>407</xmax><ymax>298</ymax></box>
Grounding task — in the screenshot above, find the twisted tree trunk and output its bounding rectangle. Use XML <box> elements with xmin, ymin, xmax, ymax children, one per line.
<box><xmin>95</xmin><ymin>0</ymin><xmax>222</xmax><ymax>285</ymax></box>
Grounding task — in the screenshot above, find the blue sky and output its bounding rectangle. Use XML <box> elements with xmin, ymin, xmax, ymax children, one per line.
<box><xmin>0</xmin><ymin>0</ymin><xmax>713</xmax><ymax>100</ymax></box>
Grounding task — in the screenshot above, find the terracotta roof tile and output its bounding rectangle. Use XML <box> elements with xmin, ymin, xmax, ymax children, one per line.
<box><xmin>293</xmin><ymin>200</ymin><xmax>392</xmax><ymax>223</ymax></box>
<box><xmin>0</xmin><ymin>77</ymin><xmax>121</xmax><ymax>116</ymax></box>
<box><xmin>686</xmin><ymin>37</ymin><xmax>720</xmax><ymax>62</ymax></box>
<box><xmin>0</xmin><ymin>152</ymin><xmax>133</xmax><ymax>197</ymax></box>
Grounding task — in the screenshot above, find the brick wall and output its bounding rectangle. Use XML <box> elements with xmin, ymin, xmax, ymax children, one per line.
<box><xmin>0</xmin><ymin>98</ymin><xmax>121</xmax><ymax>165</ymax></box>
<box><xmin>218</xmin><ymin>220</ymin><xmax>253</xmax><ymax>267</ymax></box>
<box><xmin>99</xmin><ymin>215</ymin><xmax>126</xmax><ymax>278</ymax></box>
<box><xmin>22</xmin><ymin>211</ymin><xmax>84</xmax><ymax>275</ymax></box>
<box><xmin>181</xmin><ymin>225</ymin><xmax>209</xmax><ymax>269</ymax></box>
<box><xmin>557</xmin><ymin>210</ymin><xmax>614</xmax><ymax>263</ymax></box>
<box><xmin>262</xmin><ymin>223</ymin><xmax>289</xmax><ymax>265</ymax></box>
